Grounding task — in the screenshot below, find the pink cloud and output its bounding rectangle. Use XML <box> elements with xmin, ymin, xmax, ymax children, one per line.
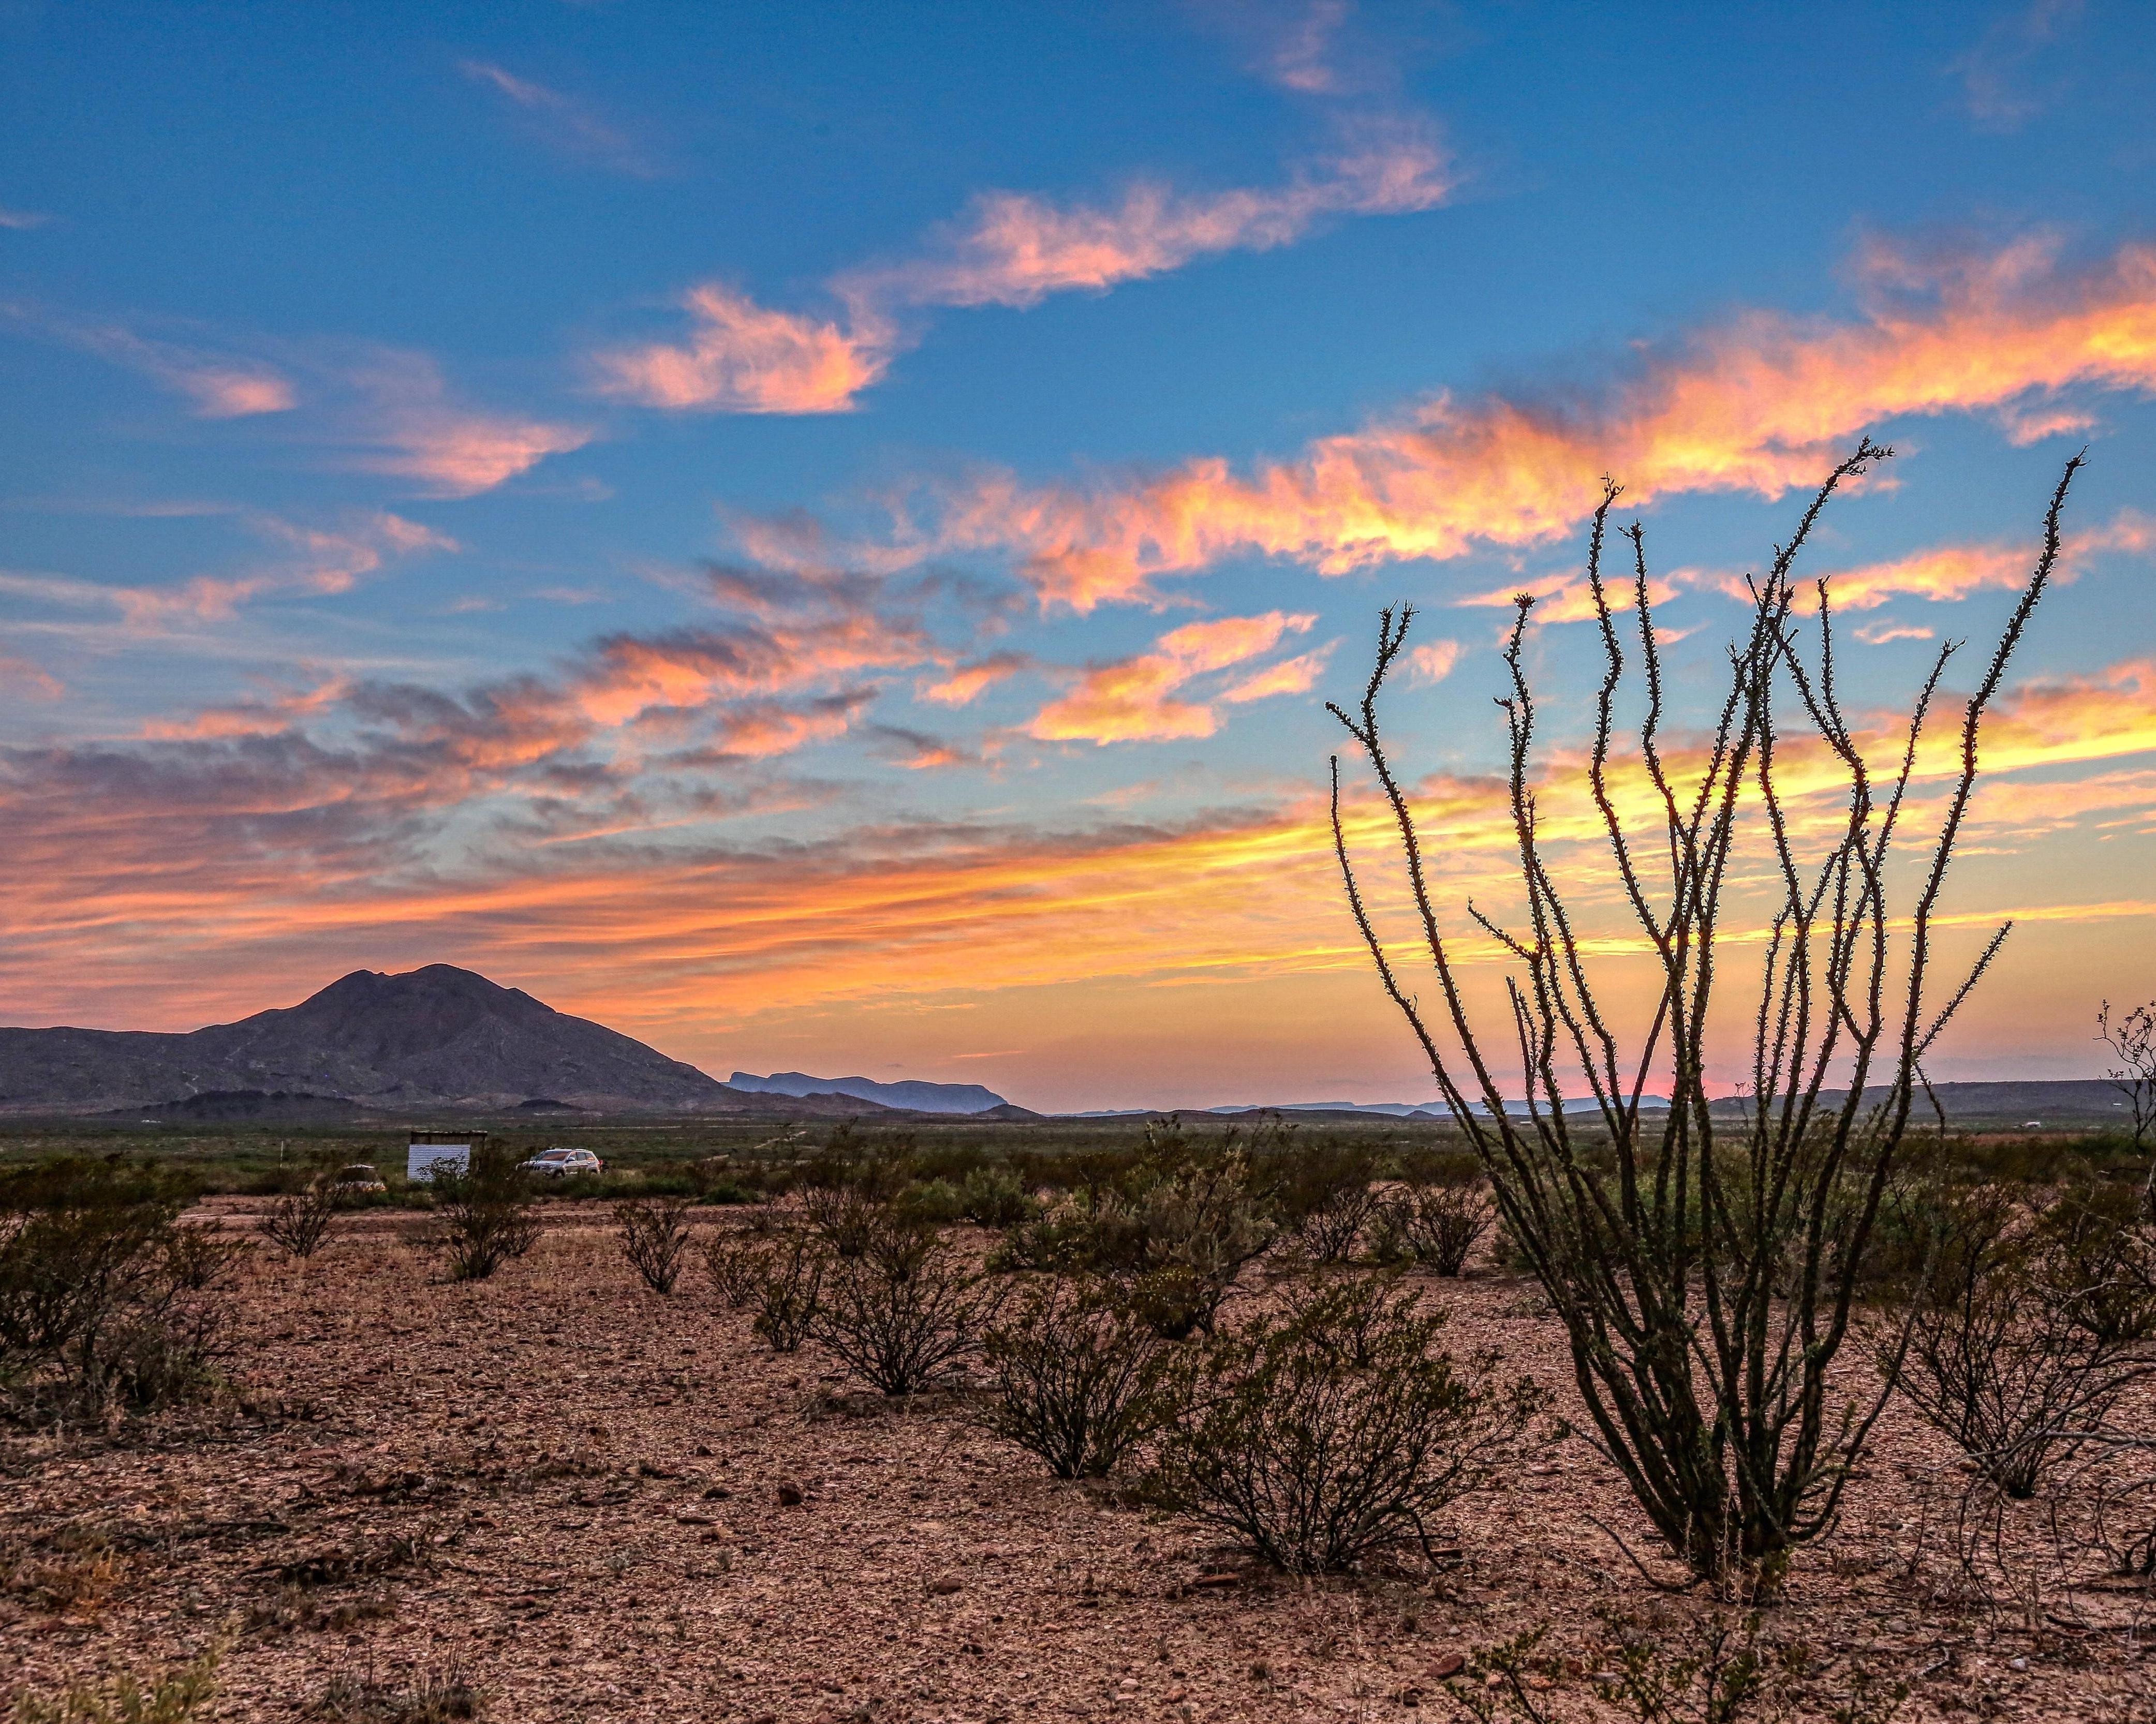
<box><xmin>594</xmin><ymin>117</ymin><xmax>1451</xmax><ymax>413</ymax></box>
<box><xmin>347</xmin><ymin>352</ymin><xmax>590</xmax><ymax>496</ymax></box>
<box><xmin>592</xmin><ymin>284</ymin><xmax>892</xmax><ymax>415</ymax></box>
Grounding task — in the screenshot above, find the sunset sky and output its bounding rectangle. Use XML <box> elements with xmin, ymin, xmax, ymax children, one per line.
<box><xmin>3</xmin><ymin>2</ymin><xmax>2154</xmax><ymax>1111</ymax></box>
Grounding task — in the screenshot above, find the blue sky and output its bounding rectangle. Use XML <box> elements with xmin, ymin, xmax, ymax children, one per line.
<box><xmin>3</xmin><ymin>1</ymin><xmax>2153</xmax><ymax>1109</ymax></box>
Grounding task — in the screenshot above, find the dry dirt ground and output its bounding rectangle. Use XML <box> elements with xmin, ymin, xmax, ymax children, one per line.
<box><xmin>3</xmin><ymin>1199</ymin><xmax>2151</xmax><ymax>1723</ymax></box>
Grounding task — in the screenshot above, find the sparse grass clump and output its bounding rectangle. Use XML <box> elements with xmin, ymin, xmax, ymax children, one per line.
<box><xmin>1147</xmin><ymin>1274</ymin><xmax>1540</xmax><ymax>1573</ymax></box>
<box><xmin>10</xmin><ymin>1643</ymin><xmax>221</xmax><ymax>1724</ymax></box>
<box><xmin>981</xmin><ymin>1277</ymin><xmax>1161</xmax><ymax>1477</ymax></box>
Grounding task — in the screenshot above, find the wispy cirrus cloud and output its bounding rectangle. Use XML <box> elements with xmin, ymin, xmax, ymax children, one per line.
<box><xmin>2</xmin><ymin>305</ymin><xmax>588</xmax><ymax>496</ymax></box>
<box><xmin>0</xmin><ymin>510</ymin><xmax>454</xmax><ymax>639</ymax></box>
<box><xmin>0</xmin><ymin>207</ymin><xmax>52</xmax><ymax>231</ymax></box>
<box><xmin>1027</xmin><ymin>611</ymin><xmax>1319</xmax><ymax>744</ymax></box>
<box><xmin>1947</xmin><ymin>0</ymin><xmax>2085</xmax><ymax>131</ymax></box>
<box><xmin>2</xmin><ymin>303</ymin><xmax>297</xmax><ymax>418</ymax></box>
<box><xmin>891</xmin><ymin>234</ymin><xmax>2156</xmax><ymax>611</ymax></box>
<box><xmin>919</xmin><ymin>650</ymin><xmax>1031</xmax><ymax>707</ymax></box>
<box><xmin>590</xmin><ymin>113</ymin><xmax>1452</xmax><ymax>414</ymax></box>
<box><xmin>461</xmin><ymin>61</ymin><xmax>657</xmax><ymax>175</ymax></box>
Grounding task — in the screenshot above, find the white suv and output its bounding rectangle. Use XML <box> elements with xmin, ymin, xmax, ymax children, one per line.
<box><xmin>518</xmin><ymin>1147</ymin><xmax>606</xmax><ymax>1178</ymax></box>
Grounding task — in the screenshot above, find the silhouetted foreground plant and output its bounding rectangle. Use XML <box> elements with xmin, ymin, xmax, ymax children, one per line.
<box><xmin>2097</xmin><ymin>998</ymin><xmax>2156</xmax><ymax>1211</ymax></box>
<box><xmin>0</xmin><ymin>1159</ymin><xmax>244</xmax><ymax>1418</ymax></box>
<box><xmin>1331</xmin><ymin>442</ymin><xmax>2084</xmax><ymax>1585</ymax></box>
<box><xmin>420</xmin><ymin>1149</ymin><xmax>541</xmax><ymax>1283</ymax></box>
<box><xmin>1148</xmin><ymin>1275</ymin><xmax>1539</xmax><ymax>1573</ymax></box>
<box><xmin>981</xmin><ymin>1276</ymin><xmax>1162</xmax><ymax>1477</ymax></box>
<box><xmin>1880</xmin><ymin>1181</ymin><xmax>2156</xmax><ymax>1496</ymax></box>
<box><xmin>614</xmin><ymin>1195</ymin><xmax>693</xmax><ymax>1294</ymax></box>
<box><xmin>813</xmin><ymin>1229</ymin><xmax>1000</xmax><ymax>1394</ymax></box>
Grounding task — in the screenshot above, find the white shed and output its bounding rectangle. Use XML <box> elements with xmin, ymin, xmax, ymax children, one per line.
<box><xmin>407</xmin><ymin>1128</ymin><xmax>487</xmax><ymax>1182</ymax></box>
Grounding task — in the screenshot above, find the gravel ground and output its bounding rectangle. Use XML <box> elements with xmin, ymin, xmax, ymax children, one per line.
<box><xmin>2</xmin><ymin>1198</ymin><xmax>2151</xmax><ymax>1722</ymax></box>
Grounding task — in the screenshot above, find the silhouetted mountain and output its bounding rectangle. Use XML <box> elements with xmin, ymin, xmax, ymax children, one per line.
<box><xmin>0</xmin><ymin>965</ymin><xmax>810</xmax><ymax>1117</ymax></box>
<box><xmin>729</xmin><ymin>1070</ymin><xmax>1009</xmax><ymax>1114</ymax></box>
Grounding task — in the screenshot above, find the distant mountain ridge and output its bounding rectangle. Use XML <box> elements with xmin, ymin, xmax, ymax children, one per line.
<box><xmin>1</xmin><ymin>965</ymin><xmax>752</xmax><ymax>1116</ymax></box>
<box><xmin>729</xmin><ymin>1070</ymin><xmax>1010</xmax><ymax>1116</ymax></box>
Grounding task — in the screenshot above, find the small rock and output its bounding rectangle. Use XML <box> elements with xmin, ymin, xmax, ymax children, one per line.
<box><xmin>1430</xmin><ymin>1653</ymin><xmax>1466</xmax><ymax>1680</ymax></box>
<box><xmin>776</xmin><ymin>1482</ymin><xmax>804</xmax><ymax>1507</ymax></box>
<box><xmin>927</xmin><ymin>1577</ymin><xmax>963</xmax><ymax>1596</ymax></box>
<box><xmin>2009</xmin><ymin>1657</ymin><xmax>2028</xmax><ymax>1671</ymax></box>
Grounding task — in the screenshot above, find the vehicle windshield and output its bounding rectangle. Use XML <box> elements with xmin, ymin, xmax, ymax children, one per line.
<box><xmin>531</xmin><ymin>1151</ymin><xmax>573</xmax><ymax>1163</ymax></box>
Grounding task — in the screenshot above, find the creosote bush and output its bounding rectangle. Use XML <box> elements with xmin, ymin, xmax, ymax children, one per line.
<box><xmin>747</xmin><ymin>1232</ymin><xmax>824</xmax><ymax>1353</ymax></box>
<box><xmin>1147</xmin><ymin>1273</ymin><xmax>1540</xmax><ymax>1573</ymax></box>
<box><xmin>702</xmin><ymin>1227</ymin><xmax>764</xmax><ymax>1309</ymax></box>
<box><xmin>0</xmin><ymin>1159</ymin><xmax>243</xmax><ymax>1419</ymax></box>
<box><xmin>994</xmin><ymin>1147</ymin><xmax>1276</xmax><ymax>1339</ymax></box>
<box><xmin>1881</xmin><ymin>1180</ymin><xmax>2156</xmax><ymax>1496</ymax></box>
<box><xmin>1371</xmin><ymin>1176</ymin><xmax>1493</xmax><ymax>1276</ymax></box>
<box><xmin>421</xmin><ymin>1150</ymin><xmax>542</xmax><ymax>1283</ymax></box>
<box><xmin>981</xmin><ymin>1276</ymin><xmax>1162</xmax><ymax>1477</ymax></box>
<box><xmin>812</xmin><ymin>1228</ymin><xmax>1000</xmax><ymax>1394</ymax></box>
<box><xmin>1277</xmin><ymin>1140</ymin><xmax>1382</xmax><ymax>1264</ymax></box>
<box><xmin>614</xmin><ymin>1195</ymin><xmax>693</xmax><ymax>1294</ymax></box>
<box><xmin>259</xmin><ymin>1167</ymin><xmax>341</xmax><ymax>1259</ymax></box>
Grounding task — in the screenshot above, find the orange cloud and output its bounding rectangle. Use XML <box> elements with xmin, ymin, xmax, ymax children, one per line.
<box><xmin>595</xmin><ymin>120</ymin><xmax>1451</xmax><ymax>413</ymax></box>
<box><xmin>919</xmin><ymin>651</ymin><xmax>1030</xmax><ymax>706</ymax></box>
<box><xmin>1027</xmin><ymin>612</ymin><xmax>1317</xmax><ymax>743</ymax></box>
<box><xmin>917</xmin><ymin>236</ymin><xmax>2156</xmax><ymax>609</ymax></box>
<box><xmin>590</xmin><ymin>285</ymin><xmax>893</xmax><ymax>415</ymax></box>
<box><xmin>1221</xmin><ymin>641</ymin><xmax>1338</xmax><ymax>703</ymax></box>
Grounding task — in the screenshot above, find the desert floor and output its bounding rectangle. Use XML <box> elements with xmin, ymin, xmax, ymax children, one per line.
<box><xmin>3</xmin><ymin>1200</ymin><xmax>2151</xmax><ymax>1722</ymax></box>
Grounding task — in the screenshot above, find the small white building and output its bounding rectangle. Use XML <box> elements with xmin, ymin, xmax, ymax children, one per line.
<box><xmin>407</xmin><ymin>1128</ymin><xmax>487</xmax><ymax>1183</ymax></box>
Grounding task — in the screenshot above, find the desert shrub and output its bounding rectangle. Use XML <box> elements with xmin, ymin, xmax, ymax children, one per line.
<box><xmin>0</xmin><ymin>1161</ymin><xmax>240</xmax><ymax>1418</ymax></box>
<box><xmin>980</xmin><ymin>1277</ymin><xmax>1161</xmax><ymax>1477</ymax></box>
<box><xmin>259</xmin><ymin>1171</ymin><xmax>339</xmax><ymax>1259</ymax></box>
<box><xmin>958</xmin><ymin>1166</ymin><xmax>1036</xmax><ymax>1227</ymax></box>
<box><xmin>802</xmin><ymin>1184</ymin><xmax>885</xmax><ymax>1259</ymax></box>
<box><xmin>614</xmin><ymin>1195</ymin><xmax>693</xmax><ymax>1294</ymax></box>
<box><xmin>1147</xmin><ymin>1275</ymin><xmax>1540</xmax><ymax>1573</ymax></box>
<box><xmin>1881</xmin><ymin>1183</ymin><xmax>2156</xmax><ymax>1497</ymax></box>
<box><xmin>1275</xmin><ymin>1141</ymin><xmax>1382</xmax><ymax>1263</ymax></box>
<box><xmin>701</xmin><ymin>1227</ymin><xmax>764</xmax><ymax>1309</ymax></box>
<box><xmin>894</xmin><ymin>1178</ymin><xmax>969</xmax><ymax>1226</ymax></box>
<box><xmin>10</xmin><ymin>1643</ymin><xmax>221</xmax><ymax>1724</ymax></box>
<box><xmin>994</xmin><ymin>1151</ymin><xmax>1276</xmax><ymax>1339</ymax></box>
<box><xmin>1371</xmin><ymin>1177</ymin><xmax>1492</xmax><ymax>1275</ymax></box>
<box><xmin>421</xmin><ymin>1150</ymin><xmax>541</xmax><ymax>1283</ymax></box>
<box><xmin>812</xmin><ymin>1231</ymin><xmax>999</xmax><ymax>1395</ymax></box>
<box><xmin>747</xmin><ymin>1232</ymin><xmax>824</xmax><ymax>1353</ymax></box>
